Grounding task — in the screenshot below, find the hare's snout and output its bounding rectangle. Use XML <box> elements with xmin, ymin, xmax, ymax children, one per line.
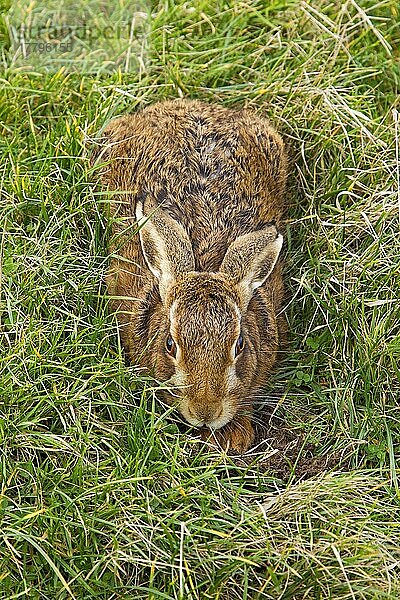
<box><xmin>184</xmin><ymin>402</ymin><xmax>230</xmax><ymax>430</ymax></box>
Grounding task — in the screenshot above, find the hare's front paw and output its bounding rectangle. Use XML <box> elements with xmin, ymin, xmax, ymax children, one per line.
<box><xmin>200</xmin><ymin>416</ymin><xmax>254</xmax><ymax>454</ymax></box>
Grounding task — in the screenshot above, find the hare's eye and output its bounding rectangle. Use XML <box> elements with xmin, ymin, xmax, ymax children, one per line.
<box><xmin>235</xmin><ymin>334</ymin><xmax>245</xmax><ymax>357</ymax></box>
<box><xmin>165</xmin><ymin>334</ymin><xmax>177</xmax><ymax>358</ymax></box>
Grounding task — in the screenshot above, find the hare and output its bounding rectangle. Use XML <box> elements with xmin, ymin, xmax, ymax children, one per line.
<box><xmin>94</xmin><ymin>99</ymin><xmax>288</xmax><ymax>453</ymax></box>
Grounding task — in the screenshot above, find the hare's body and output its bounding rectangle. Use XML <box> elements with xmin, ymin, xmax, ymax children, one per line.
<box><xmin>96</xmin><ymin>99</ymin><xmax>287</xmax><ymax>452</ymax></box>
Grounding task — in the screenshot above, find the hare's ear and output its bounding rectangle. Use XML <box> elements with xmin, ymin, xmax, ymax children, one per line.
<box><xmin>136</xmin><ymin>199</ymin><xmax>195</xmax><ymax>301</ymax></box>
<box><xmin>219</xmin><ymin>225</ymin><xmax>283</xmax><ymax>308</ymax></box>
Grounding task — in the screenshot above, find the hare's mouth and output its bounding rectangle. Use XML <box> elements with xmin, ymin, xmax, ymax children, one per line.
<box><xmin>207</xmin><ymin>414</ymin><xmax>232</xmax><ymax>431</ymax></box>
<box><xmin>183</xmin><ymin>410</ymin><xmax>232</xmax><ymax>431</ymax></box>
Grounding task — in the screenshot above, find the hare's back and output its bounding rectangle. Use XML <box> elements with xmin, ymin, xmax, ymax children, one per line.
<box><xmin>101</xmin><ymin>99</ymin><xmax>287</xmax><ymax>269</ymax></box>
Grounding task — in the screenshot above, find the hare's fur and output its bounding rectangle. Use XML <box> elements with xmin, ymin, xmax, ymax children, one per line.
<box><xmin>95</xmin><ymin>99</ymin><xmax>288</xmax><ymax>453</ymax></box>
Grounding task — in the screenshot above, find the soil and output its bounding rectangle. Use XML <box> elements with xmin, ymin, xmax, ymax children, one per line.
<box><xmin>176</xmin><ymin>405</ymin><xmax>345</xmax><ymax>481</ymax></box>
<box><xmin>249</xmin><ymin>416</ymin><xmax>342</xmax><ymax>480</ymax></box>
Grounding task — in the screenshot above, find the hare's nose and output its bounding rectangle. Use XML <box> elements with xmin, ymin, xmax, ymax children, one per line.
<box><xmin>189</xmin><ymin>405</ymin><xmax>223</xmax><ymax>425</ymax></box>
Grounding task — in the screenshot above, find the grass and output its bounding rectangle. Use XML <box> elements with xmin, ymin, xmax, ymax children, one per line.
<box><xmin>0</xmin><ymin>0</ymin><xmax>400</xmax><ymax>597</ymax></box>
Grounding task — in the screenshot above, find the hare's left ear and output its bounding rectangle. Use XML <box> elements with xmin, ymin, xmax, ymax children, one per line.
<box><xmin>219</xmin><ymin>225</ymin><xmax>283</xmax><ymax>309</ymax></box>
<box><xmin>136</xmin><ymin>199</ymin><xmax>195</xmax><ymax>302</ymax></box>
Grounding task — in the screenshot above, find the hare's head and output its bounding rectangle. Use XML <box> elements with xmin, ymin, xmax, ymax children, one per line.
<box><xmin>136</xmin><ymin>197</ymin><xmax>283</xmax><ymax>431</ymax></box>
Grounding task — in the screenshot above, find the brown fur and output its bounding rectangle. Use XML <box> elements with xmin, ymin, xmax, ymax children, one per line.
<box><xmin>94</xmin><ymin>99</ymin><xmax>288</xmax><ymax>453</ymax></box>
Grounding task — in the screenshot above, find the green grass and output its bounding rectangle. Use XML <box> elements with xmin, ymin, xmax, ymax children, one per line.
<box><xmin>1</xmin><ymin>0</ymin><xmax>400</xmax><ymax>598</ymax></box>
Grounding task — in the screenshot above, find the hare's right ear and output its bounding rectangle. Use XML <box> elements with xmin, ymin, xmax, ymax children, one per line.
<box><xmin>136</xmin><ymin>199</ymin><xmax>195</xmax><ymax>302</ymax></box>
<box><xmin>219</xmin><ymin>225</ymin><xmax>283</xmax><ymax>309</ymax></box>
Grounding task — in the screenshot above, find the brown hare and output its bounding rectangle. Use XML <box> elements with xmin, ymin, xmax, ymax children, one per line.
<box><xmin>94</xmin><ymin>99</ymin><xmax>288</xmax><ymax>453</ymax></box>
